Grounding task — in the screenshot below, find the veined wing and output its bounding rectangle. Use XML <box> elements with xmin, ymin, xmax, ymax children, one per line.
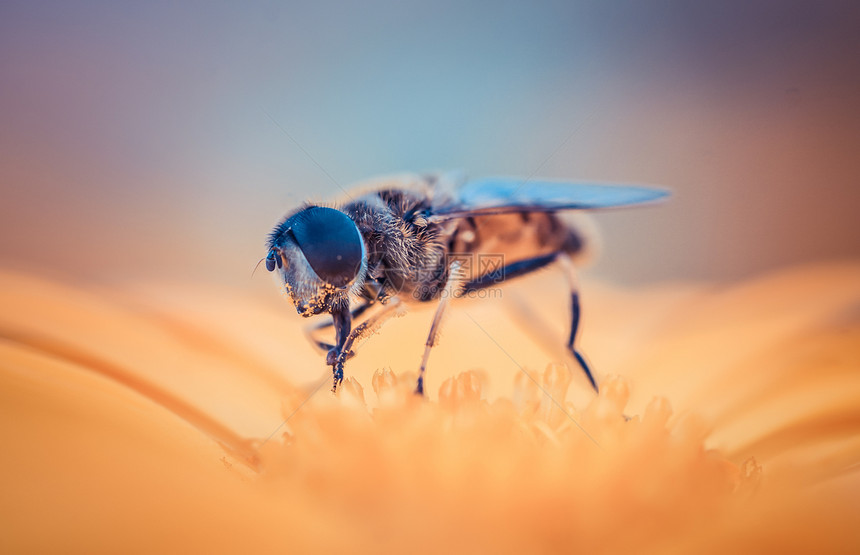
<box><xmin>429</xmin><ymin>178</ymin><xmax>669</xmax><ymax>222</ymax></box>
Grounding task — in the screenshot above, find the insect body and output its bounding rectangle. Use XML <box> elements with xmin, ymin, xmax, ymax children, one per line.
<box><xmin>266</xmin><ymin>173</ymin><xmax>668</xmax><ymax>395</ymax></box>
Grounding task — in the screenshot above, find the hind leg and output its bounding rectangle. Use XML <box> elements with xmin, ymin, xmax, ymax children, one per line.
<box><xmin>462</xmin><ymin>250</ymin><xmax>599</xmax><ymax>393</ymax></box>
<box><xmin>558</xmin><ymin>253</ymin><xmax>598</xmax><ymax>392</ymax></box>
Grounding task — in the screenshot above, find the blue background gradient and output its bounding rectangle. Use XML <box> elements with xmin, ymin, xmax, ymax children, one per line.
<box><xmin>2</xmin><ymin>1</ymin><xmax>858</xmax><ymax>285</ymax></box>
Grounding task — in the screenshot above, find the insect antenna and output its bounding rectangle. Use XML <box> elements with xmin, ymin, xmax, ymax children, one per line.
<box><xmin>250</xmin><ymin>257</ymin><xmax>267</xmax><ymax>278</ymax></box>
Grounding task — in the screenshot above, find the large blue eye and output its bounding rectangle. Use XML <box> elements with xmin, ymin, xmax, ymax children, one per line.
<box><xmin>290</xmin><ymin>206</ymin><xmax>363</xmax><ymax>287</ymax></box>
<box><xmin>265</xmin><ymin>250</ymin><xmax>277</xmax><ymax>272</ymax></box>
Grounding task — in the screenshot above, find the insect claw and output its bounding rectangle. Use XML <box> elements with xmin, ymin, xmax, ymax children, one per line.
<box><xmin>331</xmin><ymin>365</ymin><xmax>344</xmax><ymax>393</ymax></box>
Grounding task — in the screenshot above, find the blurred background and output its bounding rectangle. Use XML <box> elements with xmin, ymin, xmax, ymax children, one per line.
<box><xmin>1</xmin><ymin>0</ymin><xmax>858</xmax><ymax>289</ymax></box>
<box><xmin>3</xmin><ymin>5</ymin><xmax>860</xmax><ymax>550</ymax></box>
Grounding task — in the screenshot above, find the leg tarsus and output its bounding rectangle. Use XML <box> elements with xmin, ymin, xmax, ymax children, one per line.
<box><xmin>571</xmin><ymin>347</ymin><xmax>598</xmax><ymax>393</ymax></box>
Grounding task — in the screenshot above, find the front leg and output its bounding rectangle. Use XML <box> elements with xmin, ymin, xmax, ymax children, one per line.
<box><xmin>330</xmin><ymin>297</ymin><xmax>403</xmax><ymax>393</ymax></box>
<box><xmin>329</xmin><ymin>307</ymin><xmax>352</xmax><ymax>391</ymax></box>
<box><xmin>306</xmin><ymin>300</ymin><xmax>373</xmax><ymax>354</ymax></box>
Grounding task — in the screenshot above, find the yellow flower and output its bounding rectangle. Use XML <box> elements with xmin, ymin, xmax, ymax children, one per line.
<box><xmin>0</xmin><ymin>263</ymin><xmax>858</xmax><ymax>553</ymax></box>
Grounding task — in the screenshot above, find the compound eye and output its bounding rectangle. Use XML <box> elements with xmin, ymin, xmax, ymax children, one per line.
<box><xmin>265</xmin><ymin>250</ymin><xmax>277</xmax><ymax>272</ymax></box>
<box><xmin>291</xmin><ymin>207</ymin><xmax>363</xmax><ymax>287</ymax></box>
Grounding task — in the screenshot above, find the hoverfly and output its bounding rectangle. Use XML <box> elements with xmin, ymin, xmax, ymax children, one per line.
<box><xmin>265</xmin><ymin>173</ymin><xmax>668</xmax><ymax>395</ymax></box>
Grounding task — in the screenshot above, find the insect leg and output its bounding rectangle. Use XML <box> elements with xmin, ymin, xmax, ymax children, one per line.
<box><xmin>331</xmin><ymin>297</ymin><xmax>403</xmax><ymax>393</ymax></box>
<box><xmin>558</xmin><ymin>253</ymin><xmax>598</xmax><ymax>393</ymax></box>
<box><xmin>329</xmin><ymin>307</ymin><xmax>352</xmax><ymax>391</ymax></box>
<box><xmin>461</xmin><ymin>252</ymin><xmax>558</xmax><ymax>292</ymax></box>
<box><xmin>460</xmin><ymin>251</ymin><xmax>599</xmax><ymax>393</ymax></box>
<box><xmin>416</xmin><ymin>262</ymin><xmax>465</xmax><ymax>396</ymax></box>
<box><xmin>305</xmin><ymin>300</ymin><xmax>374</xmax><ymax>353</ymax></box>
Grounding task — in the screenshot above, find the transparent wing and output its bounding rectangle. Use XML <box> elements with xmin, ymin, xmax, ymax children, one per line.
<box><xmin>429</xmin><ymin>178</ymin><xmax>669</xmax><ymax>221</ymax></box>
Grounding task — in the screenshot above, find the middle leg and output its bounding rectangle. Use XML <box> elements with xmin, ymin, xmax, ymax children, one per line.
<box><xmin>416</xmin><ymin>261</ymin><xmax>466</xmax><ymax>395</ymax></box>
